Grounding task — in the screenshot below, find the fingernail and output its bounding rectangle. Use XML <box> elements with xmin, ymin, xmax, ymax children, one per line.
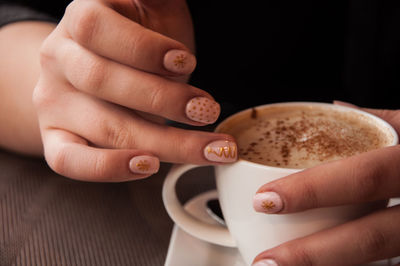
<box><xmin>164</xmin><ymin>49</ymin><xmax>196</xmax><ymax>74</ymax></box>
<box><xmin>129</xmin><ymin>155</ymin><xmax>160</xmax><ymax>175</ymax></box>
<box><xmin>204</xmin><ymin>140</ymin><xmax>237</xmax><ymax>163</ymax></box>
<box><xmin>186</xmin><ymin>96</ymin><xmax>220</xmax><ymax>124</ymax></box>
<box><xmin>252</xmin><ymin>259</ymin><xmax>279</xmax><ymax>266</ymax></box>
<box><xmin>333</xmin><ymin>100</ymin><xmax>358</xmax><ymax>108</ymax></box>
<box><xmin>253</xmin><ymin>192</ymin><xmax>283</xmax><ymax>214</ymax></box>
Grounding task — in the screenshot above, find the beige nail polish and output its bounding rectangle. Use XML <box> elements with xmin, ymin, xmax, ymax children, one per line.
<box><xmin>164</xmin><ymin>49</ymin><xmax>196</xmax><ymax>74</ymax></box>
<box><xmin>253</xmin><ymin>192</ymin><xmax>283</xmax><ymax>214</ymax></box>
<box><xmin>252</xmin><ymin>259</ymin><xmax>279</xmax><ymax>266</ymax></box>
<box><xmin>186</xmin><ymin>96</ymin><xmax>220</xmax><ymax>124</ymax></box>
<box><xmin>129</xmin><ymin>155</ymin><xmax>159</xmax><ymax>175</ymax></box>
<box><xmin>204</xmin><ymin>140</ymin><xmax>237</xmax><ymax>163</ymax></box>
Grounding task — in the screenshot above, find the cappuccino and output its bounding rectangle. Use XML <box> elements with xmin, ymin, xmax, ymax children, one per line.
<box><xmin>221</xmin><ymin>104</ymin><xmax>393</xmax><ymax>169</ymax></box>
<box><xmin>164</xmin><ymin>102</ymin><xmax>398</xmax><ymax>265</ymax></box>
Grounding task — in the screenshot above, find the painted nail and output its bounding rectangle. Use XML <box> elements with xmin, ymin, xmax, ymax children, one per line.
<box><xmin>164</xmin><ymin>49</ymin><xmax>196</xmax><ymax>74</ymax></box>
<box><xmin>252</xmin><ymin>259</ymin><xmax>279</xmax><ymax>266</ymax></box>
<box><xmin>129</xmin><ymin>155</ymin><xmax>160</xmax><ymax>175</ymax></box>
<box><xmin>333</xmin><ymin>100</ymin><xmax>358</xmax><ymax>108</ymax></box>
<box><xmin>253</xmin><ymin>192</ymin><xmax>283</xmax><ymax>214</ymax></box>
<box><xmin>186</xmin><ymin>96</ymin><xmax>220</xmax><ymax>124</ymax></box>
<box><xmin>204</xmin><ymin>140</ymin><xmax>237</xmax><ymax>163</ymax></box>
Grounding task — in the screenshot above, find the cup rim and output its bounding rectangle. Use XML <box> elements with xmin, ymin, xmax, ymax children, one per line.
<box><xmin>215</xmin><ymin>101</ymin><xmax>399</xmax><ymax>171</ymax></box>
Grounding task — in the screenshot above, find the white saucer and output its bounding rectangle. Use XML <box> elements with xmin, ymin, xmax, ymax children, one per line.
<box><xmin>164</xmin><ymin>190</ymin><xmax>246</xmax><ymax>266</ymax></box>
<box><xmin>165</xmin><ymin>192</ymin><xmax>400</xmax><ymax>266</ymax></box>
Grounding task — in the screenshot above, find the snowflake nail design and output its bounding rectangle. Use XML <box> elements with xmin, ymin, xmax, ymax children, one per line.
<box><xmin>129</xmin><ymin>156</ymin><xmax>159</xmax><ymax>175</ymax></box>
<box><xmin>173</xmin><ymin>54</ymin><xmax>187</xmax><ymax>69</ymax></box>
<box><xmin>253</xmin><ymin>192</ymin><xmax>283</xmax><ymax>213</ymax></box>
<box><xmin>164</xmin><ymin>49</ymin><xmax>196</xmax><ymax>74</ymax></box>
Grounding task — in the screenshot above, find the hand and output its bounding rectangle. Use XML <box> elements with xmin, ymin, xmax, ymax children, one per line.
<box><xmin>252</xmin><ymin>103</ymin><xmax>400</xmax><ymax>266</ymax></box>
<box><xmin>33</xmin><ymin>0</ymin><xmax>236</xmax><ymax>182</ymax></box>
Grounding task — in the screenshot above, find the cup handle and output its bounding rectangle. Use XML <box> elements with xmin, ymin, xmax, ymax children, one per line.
<box><xmin>162</xmin><ymin>164</ymin><xmax>236</xmax><ymax>247</ymax></box>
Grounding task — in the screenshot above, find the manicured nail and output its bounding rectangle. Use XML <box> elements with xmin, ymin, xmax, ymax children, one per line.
<box><xmin>253</xmin><ymin>192</ymin><xmax>283</xmax><ymax>214</ymax></box>
<box><xmin>129</xmin><ymin>155</ymin><xmax>159</xmax><ymax>175</ymax></box>
<box><xmin>333</xmin><ymin>100</ymin><xmax>358</xmax><ymax>108</ymax></box>
<box><xmin>204</xmin><ymin>140</ymin><xmax>237</xmax><ymax>163</ymax></box>
<box><xmin>186</xmin><ymin>96</ymin><xmax>220</xmax><ymax>124</ymax></box>
<box><xmin>252</xmin><ymin>259</ymin><xmax>279</xmax><ymax>266</ymax></box>
<box><xmin>164</xmin><ymin>49</ymin><xmax>196</xmax><ymax>74</ymax></box>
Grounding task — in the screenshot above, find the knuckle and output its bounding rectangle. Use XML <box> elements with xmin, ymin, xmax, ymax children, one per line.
<box><xmin>284</xmin><ymin>243</ymin><xmax>316</xmax><ymax>266</ymax></box>
<box><xmin>32</xmin><ymin>85</ymin><xmax>44</xmax><ymax>109</ymax></box>
<box><xmin>78</xmin><ymin>56</ymin><xmax>108</xmax><ymax>94</ymax></box>
<box><xmin>298</xmin><ymin>175</ymin><xmax>320</xmax><ymax>209</ymax></box>
<box><xmin>295</xmin><ymin>251</ymin><xmax>315</xmax><ymax>266</ymax></box>
<box><xmin>293</xmin><ymin>247</ymin><xmax>316</xmax><ymax>266</ymax></box>
<box><xmin>68</xmin><ymin>1</ymin><xmax>101</xmax><ymax>46</ymax></box>
<box><xmin>46</xmin><ymin>144</ymin><xmax>68</xmax><ymax>175</ymax></box>
<box><xmin>32</xmin><ymin>82</ymin><xmax>54</xmax><ymax>110</ymax></box>
<box><xmin>92</xmin><ymin>153</ymin><xmax>108</xmax><ymax>178</ymax></box>
<box><xmin>111</xmin><ymin>129</ymin><xmax>132</xmax><ymax>148</ymax></box>
<box><xmin>148</xmin><ymin>83</ymin><xmax>165</xmax><ymax>113</ymax></box>
<box><xmin>353</xmin><ymin>159</ymin><xmax>383</xmax><ymax>200</ymax></box>
<box><xmin>357</xmin><ymin>227</ymin><xmax>387</xmax><ymax>258</ymax></box>
<box><xmin>129</xmin><ymin>28</ymin><xmax>149</xmax><ymax>59</ymax></box>
<box><xmin>57</xmin><ymin>40</ymin><xmax>108</xmax><ymax>94</ymax></box>
<box><xmin>39</xmin><ymin>38</ymin><xmax>55</xmax><ymax>68</ymax></box>
<box><xmin>102</xmin><ymin>119</ymin><xmax>135</xmax><ymax>148</ymax></box>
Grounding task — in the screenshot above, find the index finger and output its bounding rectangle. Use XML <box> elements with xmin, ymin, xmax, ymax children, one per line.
<box><xmin>63</xmin><ymin>0</ymin><xmax>196</xmax><ymax>75</ymax></box>
<box><xmin>253</xmin><ymin>145</ymin><xmax>400</xmax><ymax>214</ymax></box>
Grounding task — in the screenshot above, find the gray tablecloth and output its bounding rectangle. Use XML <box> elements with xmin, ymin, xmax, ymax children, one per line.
<box><xmin>0</xmin><ymin>149</ymin><xmax>215</xmax><ymax>266</ymax></box>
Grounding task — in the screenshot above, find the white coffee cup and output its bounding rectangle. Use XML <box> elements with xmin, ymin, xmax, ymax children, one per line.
<box><xmin>162</xmin><ymin>102</ymin><xmax>398</xmax><ymax>265</ymax></box>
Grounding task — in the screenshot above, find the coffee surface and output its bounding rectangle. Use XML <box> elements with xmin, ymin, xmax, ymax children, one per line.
<box><xmin>225</xmin><ymin>105</ymin><xmax>392</xmax><ymax>169</ymax></box>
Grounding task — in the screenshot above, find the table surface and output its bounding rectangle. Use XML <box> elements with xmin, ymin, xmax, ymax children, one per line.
<box><xmin>0</xmin><ymin>149</ymin><xmax>216</xmax><ymax>266</ymax></box>
<box><xmin>2</xmin><ymin>149</ymin><xmax>399</xmax><ymax>266</ymax></box>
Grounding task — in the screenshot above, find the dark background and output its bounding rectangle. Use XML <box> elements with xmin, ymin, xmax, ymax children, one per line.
<box><xmin>187</xmin><ymin>1</ymin><xmax>400</xmax><ymax>120</ymax></box>
<box><xmin>4</xmin><ymin>0</ymin><xmax>400</xmax><ymax>118</ymax></box>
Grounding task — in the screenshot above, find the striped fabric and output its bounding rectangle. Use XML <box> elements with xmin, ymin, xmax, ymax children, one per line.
<box><xmin>0</xmin><ymin>150</ymin><xmax>215</xmax><ymax>266</ymax></box>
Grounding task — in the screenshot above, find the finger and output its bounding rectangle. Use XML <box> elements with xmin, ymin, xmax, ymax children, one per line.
<box><xmin>334</xmin><ymin>101</ymin><xmax>400</xmax><ymax>134</ymax></box>
<box><xmin>42</xmin><ymin>128</ymin><xmax>160</xmax><ymax>182</ymax></box>
<box><xmin>56</xmin><ymin>38</ymin><xmax>219</xmax><ymax>125</ymax></box>
<box><xmin>63</xmin><ymin>0</ymin><xmax>196</xmax><ymax>76</ymax></box>
<box><xmin>36</xmin><ymin>86</ymin><xmax>236</xmax><ymax>164</ymax></box>
<box><xmin>252</xmin><ymin>205</ymin><xmax>400</xmax><ymax>266</ymax></box>
<box><xmin>253</xmin><ymin>146</ymin><xmax>400</xmax><ymax>214</ymax></box>
<box><xmin>361</xmin><ymin>108</ymin><xmax>400</xmax><ymax>134</ymax></box>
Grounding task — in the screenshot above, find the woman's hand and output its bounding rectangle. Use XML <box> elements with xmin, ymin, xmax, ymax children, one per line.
<box><xmin>252</xmin><ymin>103</ymin><xmax>400</xmax><ymax>266</ymax></box>
<box><xmin>33</xmin><ymin>0</ymin><xmax>236</xmax><ymax>182</ymax></box>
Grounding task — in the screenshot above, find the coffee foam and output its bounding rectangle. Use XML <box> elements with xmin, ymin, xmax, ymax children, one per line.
<box><xmin>220</xmin><ymin>104</ymin><xmax>392</xmax><ymax>169</ymax></box>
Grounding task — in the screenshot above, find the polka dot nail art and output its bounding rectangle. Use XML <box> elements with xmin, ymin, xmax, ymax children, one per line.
<box><xmin>185</xmin><ymin>97</ymin><xmax>220</xmax><ymax>124</ymax></box>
